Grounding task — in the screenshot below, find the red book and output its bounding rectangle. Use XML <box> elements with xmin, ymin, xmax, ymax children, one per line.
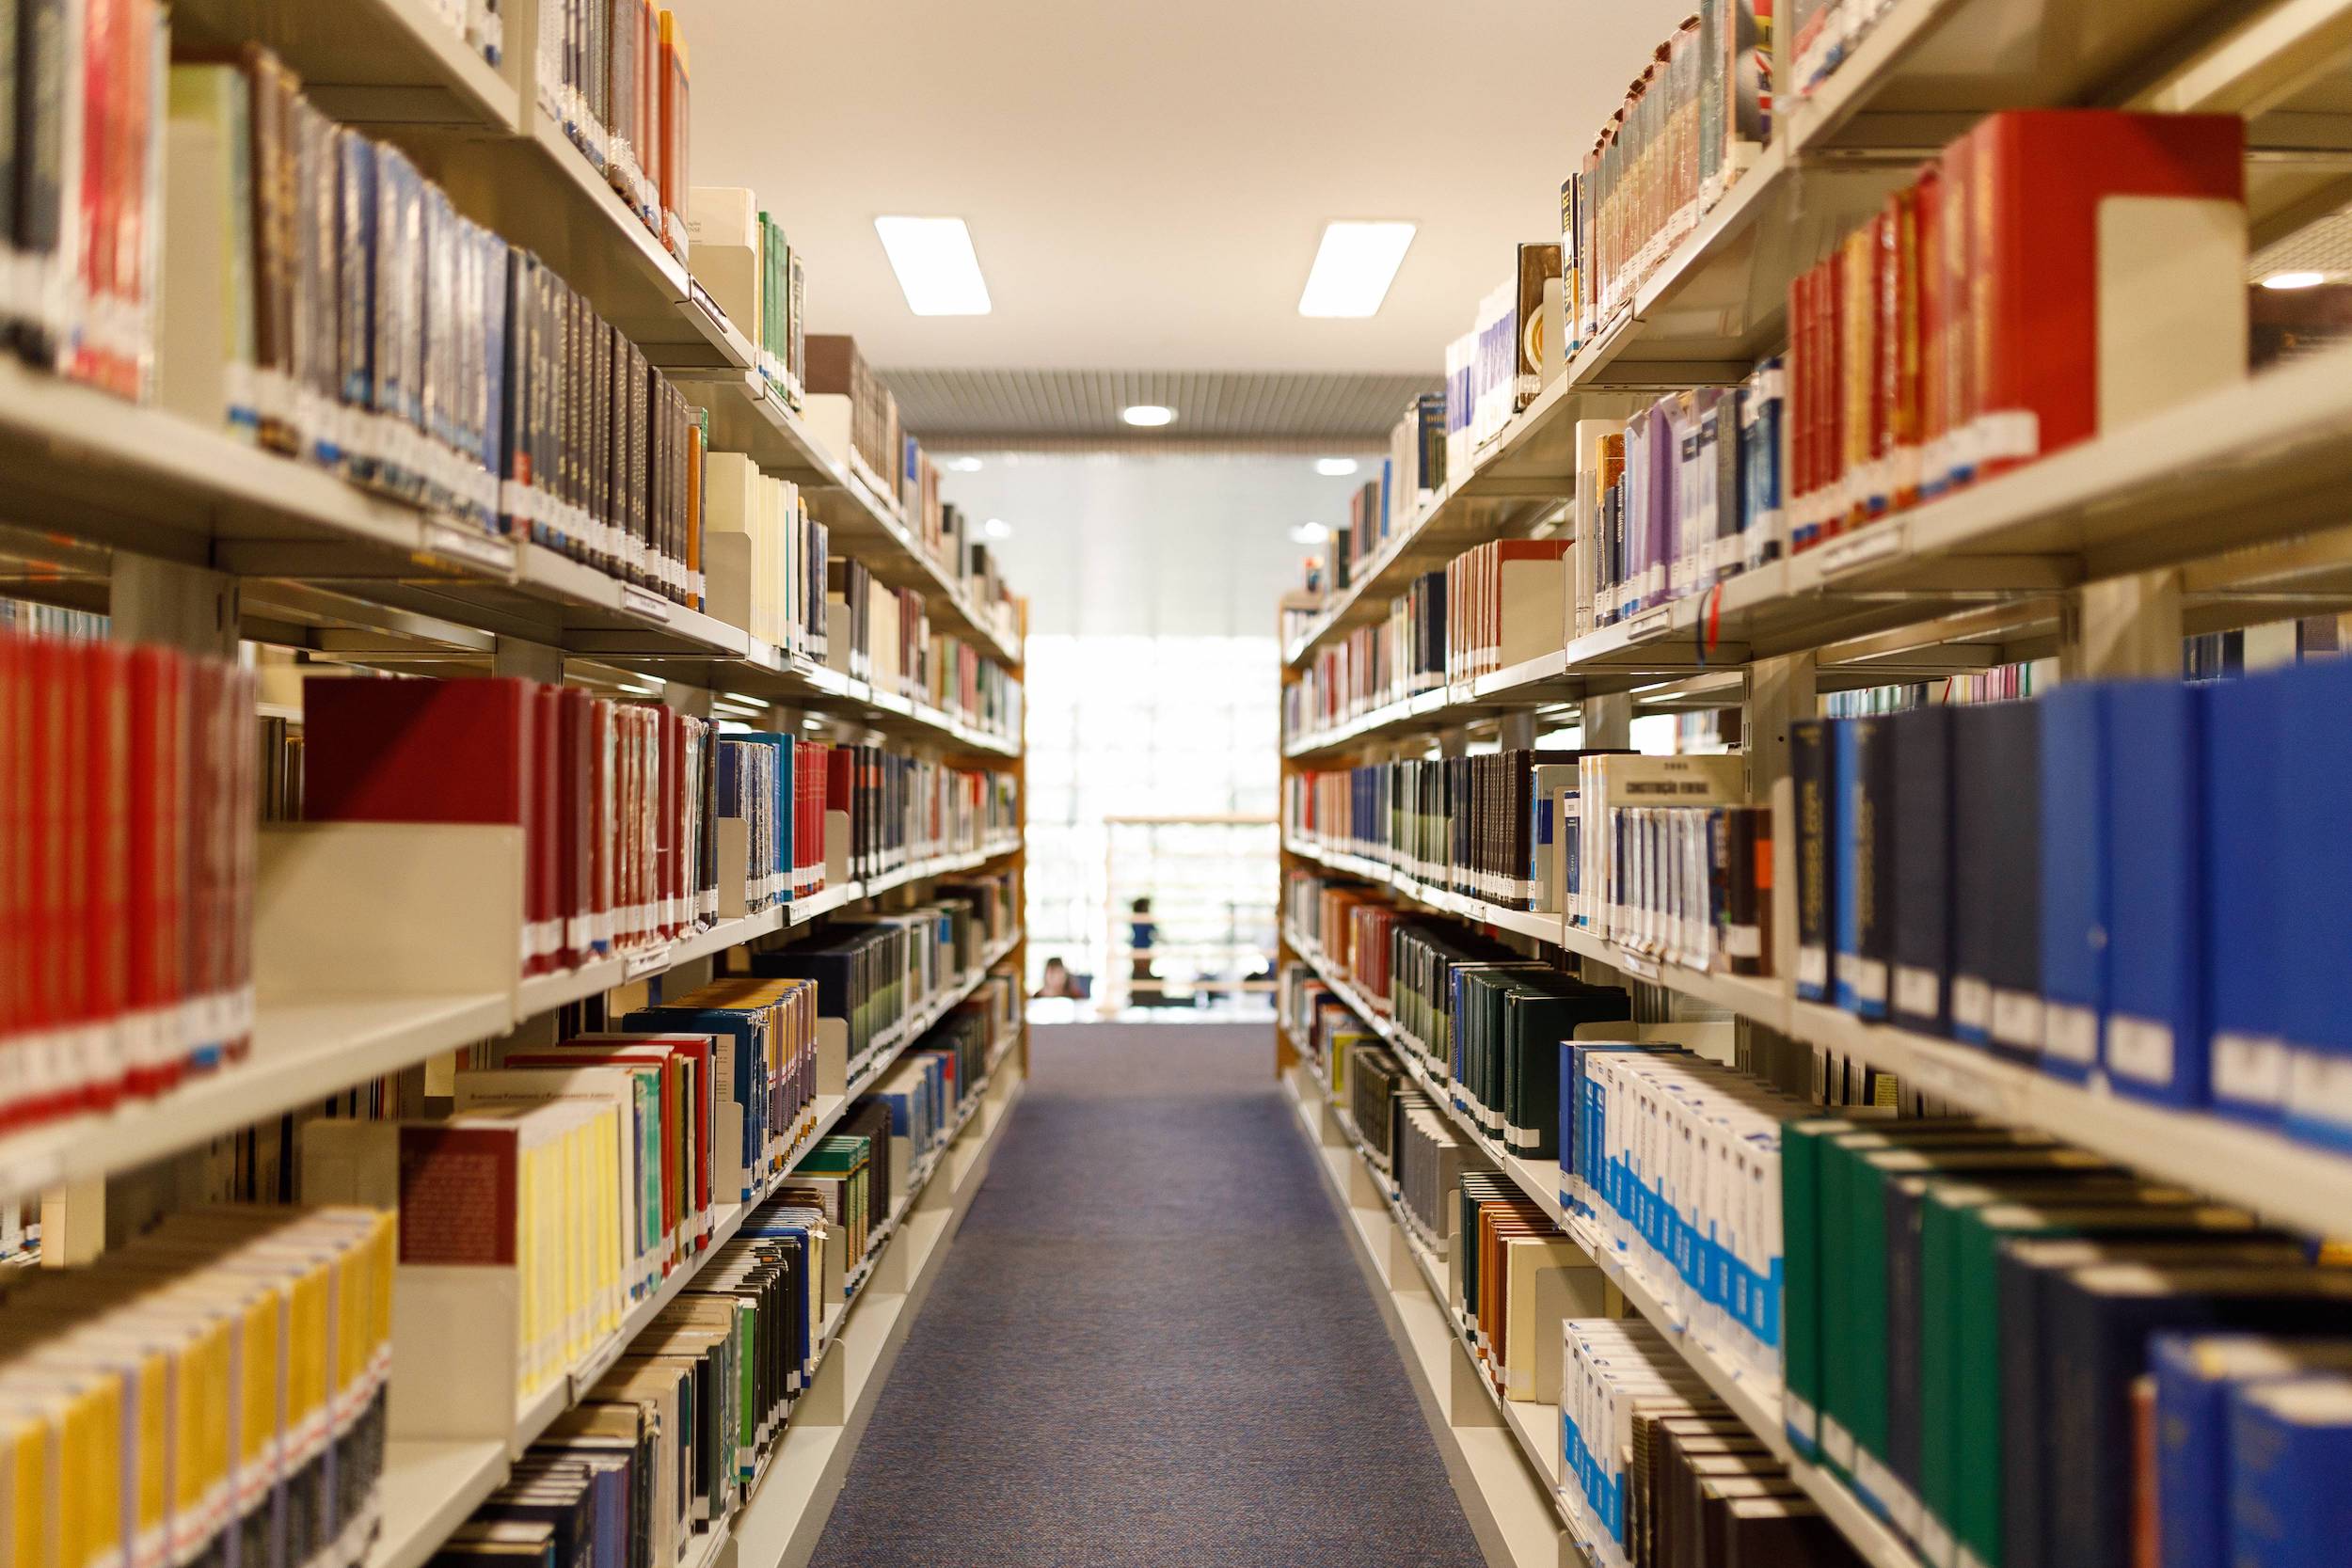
<box><xmin>532</xmin><ymin>684</ymin><xmax>559</xmax><ymax>973</ymax></box>
<box><xmin>1945</xmin><ymin>128</ymin><xmax>1978</xmax><ymax>490</ymax></box>
<box><xmin>82</xmin><ymin>641</ymin><xmax>129</xmax><ymax>1107</ymax></box>
<box><xmin>123</xmin><ymin>646</ymin><xmax>183</xmax><ymax>1100</ymax></box>
<box><xmin>591</xmin><ymin>698</ymin><xmax>613</xmax><ymax>954</ymax></box>
<box><xmin>303</xmin><ymin>675</ymin><xmax>540</xmax><ymax>977</ymax></box>
<box><xmin>1915</xmin><ymin>168</ymin><xmax>1946</xmax><ymax>498</ymax></box>
<box><xmin>1971</xmin><ymin>109</ymin><xmax>2245</xmax><ymax>480</ymax></box>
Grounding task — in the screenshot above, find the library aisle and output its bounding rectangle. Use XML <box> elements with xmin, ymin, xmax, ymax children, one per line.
<box><xmin>809</xmin><ymin>1023</ymin><xmax>1488</xmax><ymax>1568</ymax></box>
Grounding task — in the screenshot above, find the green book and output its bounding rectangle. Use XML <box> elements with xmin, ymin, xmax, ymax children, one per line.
<box><xmin>1947</xmin><ymin>1211</ymin><xmax>2293</xmax><ymax>1568</ymax></box>
<box><xmin>1807</xmin><ymin>1122</ymin><xmax>2012</xmax><ymax>1476</ymax></box>
<box><xmin>1911</xmin><ymin>1178</ymin><xmax>2199</xmax><ymax>1564</ymax></box>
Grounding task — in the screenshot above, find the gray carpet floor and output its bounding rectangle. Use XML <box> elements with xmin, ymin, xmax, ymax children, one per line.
<box><xmin>804</xmin><ymin>1022</ymin><xmax>1490</xmax><ymax>1568</ymax></box>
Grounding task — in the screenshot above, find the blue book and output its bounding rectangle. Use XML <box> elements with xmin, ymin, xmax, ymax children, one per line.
<box><xmin>1833</xmin><ymin>721</ymin><xmax>1865</xmax><ymax>1014</ymax></box>
<box><xmin>2203</xmin><ymin>673</ymin><xmax>2289</xmax><ymax>1122</ymax></box>
<box><xmin>2036</xmin><ymin>685</ymin><xmax>2107</xmax><ymax>1082</ymax></box>
<box><xmin>2280</xmin><ymin>659</ymin><xmax>2352</xmax><ymax>1150</ymax></box>
<box><xmin>2231</xmin><ymin>1378</ymin><xmax>2352</xmax><ymax>1568</ymax></box>
<box><xmin>2155</xmin><ymin>1335</ymin><xmax>2352</xmax><ymax>1568</ymax></box>
<box><xmin>737</xmin><ymin>732</ymin><xmax>796</xmax><ymax>895</ymax></box>
<box><xmin>2105</xmin><ymin>681</ymin><xmax>2205</xmax><ymax>1105</ymax></box>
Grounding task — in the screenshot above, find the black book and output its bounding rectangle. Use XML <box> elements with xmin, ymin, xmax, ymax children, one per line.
<box><xmin>1948</xmin><ymin>704</ymin><xmax>2006</xmax><ymax>1046</ymax></box>
<box><xmin>1790</xmin><ymin>720</ymin><xmax>1834</xmax><ymax>1002</ymax></box>
<box><xmin>1888</xmin><ymin>705</ymin><xmax>1953</xmax><ymax>1036</ymax></box>
<box><xmin>1981</xmin><ymin>702</ymin><xmax>2042</xmax><ymax>1059</ymax></box>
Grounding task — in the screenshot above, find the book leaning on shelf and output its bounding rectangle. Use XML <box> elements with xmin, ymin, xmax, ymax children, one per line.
<box><xmin>701</xmin><ymin>452</ymin><xmax>830</xmax><ymax>657</ymax></box>
<box><xmin>0</xmin><ymin>626</ymin><xmax>257</xmax><ymax>1123</ymax></box>
<box><xmin>161</xmin><ymin>46</ymin><xmax>709</xmax><ymax>608</ymax></box>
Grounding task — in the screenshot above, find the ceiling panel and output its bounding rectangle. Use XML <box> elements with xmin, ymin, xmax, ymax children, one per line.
<box><xmin>668</xmin><ymin>0</ymin><xmax>1693</xmax><ymax>376</ymax></box>
<box><xmin>885</xmin><ymin>368</ymin><xmax>1438</xmax><ymax>445</ymax></box>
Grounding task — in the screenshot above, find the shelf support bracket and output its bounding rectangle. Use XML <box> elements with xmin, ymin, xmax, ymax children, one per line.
<box><xmin>493</xmin><ymin>635</ymin><xmax>565</xmax><ymax>685</ymax></box>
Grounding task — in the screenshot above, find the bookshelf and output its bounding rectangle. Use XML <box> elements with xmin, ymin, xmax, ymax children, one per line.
<box><xmin>0</xmin><ymin>7</ymin><xmax>1034</xmax><ymax>1568</ymax></box>
<box><xmin>1275</xmin><ymin>4</ymin><xmax>2352</xmax><ymax>1566</ymax></box>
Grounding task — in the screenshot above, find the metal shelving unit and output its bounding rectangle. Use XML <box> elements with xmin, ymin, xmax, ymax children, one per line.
<box><xmin>1273</xmin><ymin>7</ymin><xmax>2352</xmax><ymax>1567</ymax></box>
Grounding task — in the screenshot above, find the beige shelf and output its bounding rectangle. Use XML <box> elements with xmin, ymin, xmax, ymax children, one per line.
<box><xmin>173</xmin><ymin>0</ymin><xmax>521</xmax><ymax>133</ymax></box>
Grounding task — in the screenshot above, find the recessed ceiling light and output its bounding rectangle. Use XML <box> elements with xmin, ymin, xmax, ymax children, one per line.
<box><xmin>983</xmin><ymin>517</ymin><xmax>1014</xmax><ymax>539</ymax></box>
<box><xmin>802</xmin><ymin>717</ymin><xmax>825</xmax><ymax>731</ymax></box>
<box><xmin>873</xmin><ymin>216</ymin><xmax>992</xmax><ymax>316</ymax></box>
<box><xmin>946</xmin><ymin>456</ymin><xmax>984</xmax><ymax>472</ymax></box>
<box><xmin>1298</xmin><ymin>220</ymin><xmax>1416</xmax><ymax>318</ymax></box>
<box><xmin>1291</xmin><ymin>522</ymin><xmax>1331</xmax><ymax>544</ymax></box>
<box><xmin>2263</xmin><ymin>270</ymin><xmax>2328</xmax><ymax>290</ymax></box>
<box><xmin>1121</xmin><ymin>404</ymin><xmax>1176</xmax><ymax>428</ymax></box>
<box><xmin>1314</xmin><ymin>457</ymin><xmax>1359</xmax><ymax>477</ymax></box>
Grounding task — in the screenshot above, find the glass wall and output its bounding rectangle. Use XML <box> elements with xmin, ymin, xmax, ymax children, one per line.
<box><xmin>1024</xmin><ymin>633</ymin><xmax>1279</xmax><ymax>1016</ymax></box>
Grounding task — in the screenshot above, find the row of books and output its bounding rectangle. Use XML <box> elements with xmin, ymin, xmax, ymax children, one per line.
<box><xmin>702</xmin><ymin>455</ymin><xmax>829</xmax><ymax>656</ymax></box>
<box><xmin>164</xmin><ymin>48</ymin><xmax>708</xmax><ymax>607</ymax></box>
<box><xmin>1780</xmin><ymin>111</ymin><xmax>2242</xmax><ymax>551</ymax></box>
<box><xmin>539</xmin><ymin>0</ymin><xmax>693</xmax><ymax>261</ymax></box>
<box><xmin>303</xmin><ymin>675</ymin><xmax>721</xmax><ymax>976</ymax></box>
<box><xmin>686</xmin><ymin>187</ymin><xmax>808</xmax><ymax>409</ymax></box>
<box><xmin>0</xmin><ymin>1206</ymin><xmax>397</xmax><ymax>1568</ymax></box>
<box><xmin>1565</xmin><ymin>2</ymin><xmax>1770</xmax><ymax>357</ymax></box>
<box><xmin>1787</xmin><ymin>0</ymin><xmax>1896</xmax><ymax>107</ymax></box>
<box><xmin>1575</xmin><ymin>366</ymin><xmax>1785</xmax><ymax>634</ymax></box>
<box><xmin>427</xmin><ymin>979</ymin><xmax>1015</xmax><ymax>1568</ymax></box>
<box><xmin>1793</xmin><ymin>658</ymin><xmax>2352</xmax><ymax>1146</ymax></box>
<box><xmin>1390</xmin><ymin>926</ymin><xmax>1632</xmax><ymax>1160</ymax></box>
<box><xmin>0</xmin><ymin>0</ymin><xmax>165</xmax><ymax>400</ymax></box>
<box><xmin>1308</xmin><ymin>1001</ymin><xmax>1872</xmax><ymax>1568</ymax></box>
<box><xmin>1281</xmin><ymin>873</ymin><xmax>1398</xmax><ymax>1006</ymax></box>
<box><xmin>787</xmin><ymin>334</ymin><xmax>1026</xmax><ymax>647</ymax></box>
<box><xmin>1563</xmin><ymin>1320</ymin><xmax>1864</xmax><ymax>1568</ymax></box>
<box><xmin>1285</xmin><ymin>533</ymin><xmax>1579</xmax><ymax>735</ymax></box>
<box><xmin>0</xmin><ymin>629</ymin><xmax>258</xmax><ymax>1122</ymax></box>
<box><xmin>1285</xmin><ymin>749</ymin><xmax>1621</xmax><ymax>912</ymax></box>
<box><xmin>463</xmin><ymin>1193</ymin><xmax>831</xmax><ymax>1568</ymax></box>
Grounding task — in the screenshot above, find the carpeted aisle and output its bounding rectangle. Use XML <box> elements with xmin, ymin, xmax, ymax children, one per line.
<box><xmin>804</xmin><ymin>1022</ymin><xmax>1489</xmax><ymax>1568</ymax></box>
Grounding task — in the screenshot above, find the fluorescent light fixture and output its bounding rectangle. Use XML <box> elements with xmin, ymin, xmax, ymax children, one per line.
<box><xmin>1121</xmin><ymin>404</ymin><xmax>1176</xmax><ymax>428</ymax></box>
<box><xmin>2263</xmin><ymin>270</ymin><xmax>2328</xmax><ymax>290</ymax></box>
<box><xmin>1290</xmin><ymin>522</ymin><xmax>1330</xmax><ymax>545</ymax></box>
<box><xmin>983</xmin><ymin>517</ymin><xmax>1014</xmax><ymax>539</ymax></box>
<box><xmin>617</xmin><ymin>679</ymin><xmax>663</xmax><ymax>697</ymax></box>
<box><xmin>873</xmin><ymin>216</ymin><xmax>993</xmax><ymax>316</ymax></box>
<box><xmin>1314</xmin><ymin>457</ymin><xmax>1359</xmax><ymax>477</ymax></box>
<box><xmin>1298</xmin><ymin>220</ymin><xmax>1416</xmax><ymax>317</ymax></box>
<box><xmin>802</xmin><ymin>717</ymin><xmax>826</xmax><ymax>731</ymax></box>
<box><xmin>947</xmin><ymin>456</ymin><xmax>984</xmax><ymax>472</ymax></box>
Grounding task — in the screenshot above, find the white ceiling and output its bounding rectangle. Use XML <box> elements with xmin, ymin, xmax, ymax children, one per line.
<box><xmin>672</xmin><ymin>0</ymin><xmax>1693</xmax><ymax>377</ymax></box>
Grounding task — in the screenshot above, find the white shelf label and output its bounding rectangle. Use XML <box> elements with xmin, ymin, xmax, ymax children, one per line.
<box><xmin>624</xmin><ymin>947</ymin><xmax>670</xmax><ymax>981</ymax></box>
<box><xmin>1623</xmin><ymin>606</ymin><xmax>1674</xmax><ymax>643</ymax></box>
<box><xmin>424</xmin><ymin>519</ymin><xmax>517</xmax><ymax>575</ymax></box>
<box><xmin>621</xmin><ymin>584</ymin><xmax>674</xmax><ymax>623</ymax></box>
<box><xmin>1819</xmin><ymin>522</ymin><xmax>1903</xmax><ymax>578</ymax></box>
